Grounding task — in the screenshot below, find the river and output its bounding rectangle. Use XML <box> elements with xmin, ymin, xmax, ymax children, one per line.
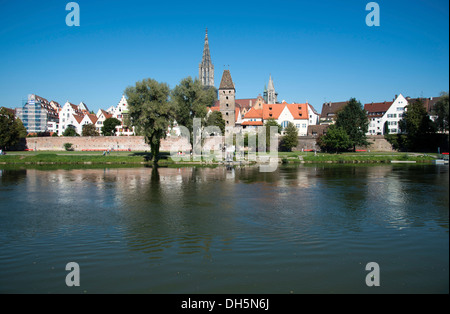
<box><xmin>0</xmin><ymin>164</ymin><xmax>448</xmax><ymax>293</ymax></box>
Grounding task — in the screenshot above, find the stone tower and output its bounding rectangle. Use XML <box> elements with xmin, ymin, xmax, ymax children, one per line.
<box><xmin>264</xmin><ymin>75</ymin><xmax>278</xmax><ymax>104</ymax></box>
<box><xmin>219</xmin><ymin>70</ymin><xmax>235</xmax><ymax>128</ymax></box>
<box><xmin>199</xmin><ymin>28</ymin><xmax>214</xmax><ymax>88</ymax></box>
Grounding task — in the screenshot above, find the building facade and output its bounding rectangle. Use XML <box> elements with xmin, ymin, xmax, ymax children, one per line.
<box><xmin>16</xmin><ymin>94</ymin><xmax>60</xmax><ymax>134</ymax></box>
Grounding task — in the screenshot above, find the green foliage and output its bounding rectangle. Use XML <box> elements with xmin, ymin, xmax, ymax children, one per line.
<box><xmin>280</xmin><ymin>122</ymin><xmax>299</xmax><ymax>152</ymax></box>
<box><xmin>82</xmin><ymin>123</ymin><xmax>100</xmax><ymax>137</ymax></box>
<box><xmin>264</xmin><ymin>118</ymin><xmax>282</xmax><ymax>151</ymax></box>
<box><xmin>383</xmin><ymin>121</ymin><xmax>389</xmax><ymax>135</ymax></box>
<box><xmin>398</xmin><ymin>98</ymin><xmax>435</xmax><ymax>151</ymax></box>
<box><xmin>0</xmin><ymin>108</ymin><xmax>27</xmax><ymax>150</ymax></box>
<box><xmin>126</xmin><ymin>78</ymin><xmax>173</xmax><ymax>164</ymax></box>
<box><xmin>205</xmin><ymin>111</ymin><xmax>225</xmax><ymax>135</ymax></box>
<box><xmin>172</xmin><ymin>77</ymin><xmax>217</xmax><ymax>147</ymax></box>
<box><xmin>317</xmin><ymin>125</ymin><xmax>352</xmax><ymax>153</ymax></box>
<box><xmin>63</xmin><ymin>143</ymin><xmax>74</xmax><ymax>151</ymax></box>
<box><xmin>101</xmin><ymin>118</ymin><xmax>121</xmax><ymax>136</ymax></box>
<box><xmin>63</xmin><ymin>127</ymin><xmax>79</xmax><ymax>137</ymax></box>
<box><xmin>433</xmin><ymin>91</ymin><xmax>449</xmax><ymax>132</ymax></box>
<box><xmin>335</xmin><ymin>98</ymin><xmax>369</xmax><ymax>150</ymax></box>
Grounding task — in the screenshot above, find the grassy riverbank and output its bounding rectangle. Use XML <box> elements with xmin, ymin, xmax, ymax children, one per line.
<box><xmin>278</xmin><ymin>151</ymin><xmax>437</xmax><ymax>164</ymax></box>
<box><xmin>0</xmin><ymin>150</ymin><xmax>438</xmax><ymax>166</ymax></box>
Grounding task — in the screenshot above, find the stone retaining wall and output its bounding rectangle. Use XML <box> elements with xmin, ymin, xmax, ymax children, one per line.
<box><xmin>24</xmin><ymin>135</ymin><xmax>395</xmax><ymax>152</ymax></box>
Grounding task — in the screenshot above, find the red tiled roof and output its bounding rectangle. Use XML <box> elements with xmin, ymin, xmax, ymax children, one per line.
<box><xmin>85</xmin><ymin>114</ymin><xmax>98</xmax><ymax>124</ymax></box>
<box><xmin>286</xmin><ymin>103</ymin><xmax>309</xmax><ymax>120</ymax></box>
<box><xmin>241</xmin><ymin>121</ymin><xmax>264</xmax><ymax>126</ymax></box>
<box><xmin>244</xmin><ymin>107</ymin><xmax>263</xmax><ymax>119</ymax></box>
<box><xmin>99</xmin><ymin>109</ymin><xmax>113</xmax><ymax>119</ymax></box>
<box><xmin>73</xmin><ymin>114</ymin><xmax>84</xmax><ymax>124</ymax></box>
<box><xmin>320</xmin><ymin>101</ymin><xmax>349</xmax><ymax>119</ymax></box>
<box><xmin>364</xmin><ymin>101</ymin><xmax>393</xmax><ymax>117</ymax></box>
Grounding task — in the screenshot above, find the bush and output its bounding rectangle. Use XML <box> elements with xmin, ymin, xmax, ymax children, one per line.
<box><xmin>64</xmin><ymin>143</ymin><xmax>74</xmax><ymax>151</ymax></box>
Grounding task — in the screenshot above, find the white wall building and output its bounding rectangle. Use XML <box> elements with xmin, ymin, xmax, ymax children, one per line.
<box><xmin>58</xmin><ymin>101</ymin><xmax>84</xmax><ymax>135</ymax></box>
<box><xmin>365</xmin><ymin>94</ymin><xmax>409</xmax><ymax>135</ymax></box>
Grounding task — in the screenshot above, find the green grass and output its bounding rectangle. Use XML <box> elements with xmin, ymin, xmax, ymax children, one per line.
<box><xmin>0</xmin><ymin>152</ymin><xmax>148</xmax><ymax>165</ymax></box>
<box><xmin>0</xmin><ymin>150</ymin><xmax>437</xmax><ymax>166</ymax></box>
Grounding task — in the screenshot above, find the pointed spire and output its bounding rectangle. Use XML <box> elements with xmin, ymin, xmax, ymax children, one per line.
<box><xmin>268</xmin><ymin>75</ymin><xmax>274</xmax><ymax>90</ymax></box>
<box><xmin>219</xmin><ymin>70</ymin><xmax>235</xmax><ymax>90</ymax></box>
<box><xmin>201</xmin><ymin>28</ymin><xmax>211</xmax><ymax>65</ymax></box>
<box><xmin>199</xmin><ymin>28</ymin><xmax>214</xmax><ymax>87</ymax></box>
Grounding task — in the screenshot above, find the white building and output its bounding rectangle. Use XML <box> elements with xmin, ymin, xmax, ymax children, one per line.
<box><xmin>79</xmin><ymin>114</ymin><xmax>98</xmax><ymax>134</ymax></box>
<box><xmin>95</xmin><ymin>109</ymin><xmax>113</xmax><ymax>134</ymax></box>
<box><xmin>58</xmin><ymin>101</ymin><xmax>85</xmax><ymax>136</ymax></box>
<box><xmin>365</xmin><ymin>94</ymin><xmax>408</xmax><ymax>135</ymax></box>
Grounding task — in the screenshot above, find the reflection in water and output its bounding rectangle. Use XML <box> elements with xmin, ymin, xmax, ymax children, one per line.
<box><xmin>0</xmin><ymin>164</ymin><xmax>448</xmax><ymax>293</ymax></box>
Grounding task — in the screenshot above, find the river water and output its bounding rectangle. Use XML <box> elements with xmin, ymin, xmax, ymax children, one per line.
<box><xmin>0</xmin><ymin>164</ymin><xmax>448</xmax><ymax>293</ymax></box>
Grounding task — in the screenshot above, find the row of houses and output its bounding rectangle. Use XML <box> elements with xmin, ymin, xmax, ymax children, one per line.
<box><xmin>206</xmin><ymin>70</ymin><xmax>441</xmax><ymax>137</ymax></box>
<box><xmin>14</xmin><ymin>94</ymin><xmax>133</xmax><ymax>136</ymax></box>
<box><xmin>321</xmin><ymin>93</ymin><xmax>440</xmax><ymax>136</ymax></box>
<box><xmin>9</xmin><ymin>85</ymin><xmax>441</xmax><ymax>138</ymax></box>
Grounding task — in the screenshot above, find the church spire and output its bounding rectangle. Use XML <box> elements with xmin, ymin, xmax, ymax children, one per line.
<box><xmin>199</xmin><ymin>28</ymin><xmax>214</xmax><ymax>88</ymax></box>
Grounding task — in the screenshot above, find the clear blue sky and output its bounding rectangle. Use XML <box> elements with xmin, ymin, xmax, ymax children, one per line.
<box><xmin>0</xmin><ymin>0</ymin><xmax>448</xmax><ymax>113</ymax></box>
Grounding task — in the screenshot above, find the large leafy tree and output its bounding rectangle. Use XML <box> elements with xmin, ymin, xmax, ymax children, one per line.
<box><xmin>125</xmin><ymin>78</ymin><xmax>173</xmax><ymax>164</ymax></box>
<box><xmin>172</xmin><ymin>77</ymin><xmax>217</xmax><ymax>148</ymax></box>
<box><xmin>101</xmin><ymin>117</ymin><xmax>121</xmax><ymax>136</ymax></box>
<box><xmin>280</xmin><ymin>122</ymin><xmax>299</xmax><ymax>152</ymax></box>
<box><xmin>335</xmin><ymin>98</ymin><xmax>369</xmax><ymax>151</ymax></box>
<box><xmin>205</xmin><ymin>111</ymin><xmax>225</xmax><ymax>135</ymax></box>
<box><xmin>433</xmin><ymin>92</ymin><xmax>449</xmax><ymax>133</ymax></box>
<box><xmin>0</xmin><ymin>108</ymin><xmax>27</xmax><ymax>150</ymax></box>
<box><xmin>264</xmin><ymin>118</ymin><xmax>282</xmax><ymax>152</ymax></box>
<box><xmin>63</xmin><ymin>126</ymin><xmax>79</xmax><ymax>137</ymax></box>
<box><xmin>82</xmin><ymin>123</ymin><xmax>99</xmax><ymax>136</ymax></box>
<box><xmin>317</xmin><ymin>125</ymin><xmax>352</xmax><ymax>153</ymax></box>
<box><xmin>399</xmin><ymin>98</ymin><xmax>435</xmax><ymax>151</ymax></box>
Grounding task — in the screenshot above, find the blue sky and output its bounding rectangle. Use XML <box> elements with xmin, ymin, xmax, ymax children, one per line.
<box><xmin>0</xmin><ymin>0</ymin><xmax>448</xmax><ymax>113</ymax></box>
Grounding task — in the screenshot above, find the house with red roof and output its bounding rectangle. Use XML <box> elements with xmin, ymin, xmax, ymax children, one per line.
<box><xmin>241</xmin><ymin>101</ymin><xmax>310</xmax><ymax>135</ymax></box>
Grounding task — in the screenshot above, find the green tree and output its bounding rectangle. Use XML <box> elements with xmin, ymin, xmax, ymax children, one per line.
<box><xmin>280</xmin><ymin>122</ymin><xmax>299</xmax><ymax>151</ymax></box>
<box><xmin>335</xmin><ymin>98</ymin><xmax>369</xmax><ymax>151</ymax></box>
<box><xmin>102</xmin><ymin>117</ymin><xmax>121</xmax><ymax>136</ymax></box>
<box><xmin>205</xmin><ymin>110</ymin><xmax>225</xmax><ymax>135</ymax></box>
<box><xmin>383</xmin><ymin>120</ymin><xmax>389</xmax><ymax>135</ymax></box>
<box><xmin>399</xmin><ymin>98</ymin><xmax>435</xmax><ymax>151</ymax></box>
<box><xmin>0</xmin><ymin>108</ymin><xmax>27</xmax><ymax>150</ymax></box>
<box><xmin>172</xmin><ymin>77</ymin><xmax>217</xmax><ymax>148</ymax></box>
<box><xmin>264</xmin><ymin>118</ymin><xmax>282</xmax><ymax>152</ymax></box>
<box><xmin>63</xmin><ymin>126</ymin><xmax>79</xmax><ymax>137</ymax></box>
<box><xmin>433</xmin><ymin>92</ymin><xmax>449</xmax><ymax>132</ymax></box>
<box><xmin>317</xmin><ymin>125</ymin><xmax>352</xmax><ymax>153</ymax></box>
<box><xmin>82</xmin><ymin>123</ymin><xmax>100</xmax><ymax>136</ymax></box>
<box><xmin>126</xmin><ymin>78</ymin><xmax>173</xmax><ymax>164</ymax></box>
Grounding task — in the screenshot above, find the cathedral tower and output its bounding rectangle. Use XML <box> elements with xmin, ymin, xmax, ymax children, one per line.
<box><xmin>199</xmin><ymin>28</ymin><xmax>214</xmax><ymax>88</ymax></box>
<box><xmin>264</xmin><ymin>75</ymin><xmax>278</xmax><ymax>104</ymax></box>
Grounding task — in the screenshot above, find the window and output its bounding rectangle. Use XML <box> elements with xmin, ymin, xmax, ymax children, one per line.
<box><xmin>397</xmin><ymin>107</ymin><xmax>404</xmax><ymax>111</ymax></box>
<box><xmin>296</xmin><ymin>124</ymin><xmax>300</xmax><ymax>128</ymax></box>
<box><xmin>302</xmin><ymin>124</ymin><xmax>307</xmax><ymax>128</ymax></box>
<box><xmin>281</xmin><ymin>121</ymin><xmax>289</xmax><ymax>129</ymax></box>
